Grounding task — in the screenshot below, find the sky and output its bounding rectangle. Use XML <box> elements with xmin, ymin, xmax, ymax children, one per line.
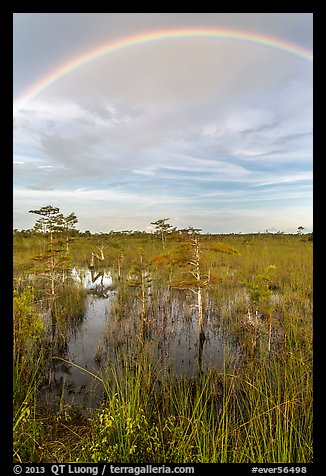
<box><xmin>13</xmin><ymin>13</ymin><xmax>313</xmax><ymax>233</ymax></box>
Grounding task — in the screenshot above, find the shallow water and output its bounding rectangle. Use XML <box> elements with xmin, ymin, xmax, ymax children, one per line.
<box><xmin>42</xmin><ymin>267</ymin><xmax>236</xmax><ymax>410</ymax></box>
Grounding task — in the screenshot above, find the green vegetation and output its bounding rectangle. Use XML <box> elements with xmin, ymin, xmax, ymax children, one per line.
<box><xmin>13</xmin><ymin>216</ymin><xmax>312</xmax><ymax>463</ymax></box>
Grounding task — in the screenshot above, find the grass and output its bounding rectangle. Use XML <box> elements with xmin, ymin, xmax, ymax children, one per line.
<box><xmin>13</xmin><ymin>351</ymin><xmax>312</xmax><ymax>463</ymax></box>
<box><xmin>65</xmin><ymin>346</ymin><xmax>311</xmax><ymax>463</ymax></box>
<box><xmin>13</xmin><ymin>232</ymin><xmax>313</xmax><ymax>463</ymax></box>
<box><xmin>13</xmin><ymin>350</ymin><xmax>45</xmax><ymax>462</ymax></box>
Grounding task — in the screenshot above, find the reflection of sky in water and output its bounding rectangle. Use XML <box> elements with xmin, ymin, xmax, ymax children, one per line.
<box><xmin>169</xmin><ymin>323</ymin><xmax>225</xmax><ymax>377</ymax></box>
<box><xmin>44</xmin><ymin>293</ymin><xmax>114</xmax><ymax>409</ymax></box>
<box><xmin>43</xmin><ymin>268</ymin><xmax>238</xmax><ymax>410</ymax></box>
<box><xmin>71</xmin><ymin>267</ymin><xmax>113</xmax><ymax>290</ymax></box>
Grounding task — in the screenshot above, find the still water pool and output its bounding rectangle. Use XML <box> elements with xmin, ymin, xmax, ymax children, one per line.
<box><xmin>42</xmin><ymin>267</ymin><xmax>235</xmax><ymax>410</ymax></box>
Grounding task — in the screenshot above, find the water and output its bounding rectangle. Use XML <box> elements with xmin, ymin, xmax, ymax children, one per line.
<box><xmin>71</xmin><ymin>267</ymin><xmax>114</xmax><ymax>297</ymax></box>
<box><xmin>42</xmin><ymin>267</ymin><xmax>236</xmax><ymax>410</ymax></box>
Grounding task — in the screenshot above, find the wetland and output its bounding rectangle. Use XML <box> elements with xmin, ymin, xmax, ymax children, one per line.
<box><xmin>13</xmin><ymin>226</ymin><xmax>313</xmax><ymax>463</ymax></box>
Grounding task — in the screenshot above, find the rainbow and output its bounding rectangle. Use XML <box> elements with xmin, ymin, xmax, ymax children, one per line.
<box><xmin>13</xmin><ymin>27</ymin><xmax>313</xmax><ymax>114</ymax></box>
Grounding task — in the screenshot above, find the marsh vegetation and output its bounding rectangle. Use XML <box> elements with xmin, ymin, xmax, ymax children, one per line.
<box><xmin>13</xmin><ymin>217</ymin><xmax>312</xmax><ymax>463</ymax></box>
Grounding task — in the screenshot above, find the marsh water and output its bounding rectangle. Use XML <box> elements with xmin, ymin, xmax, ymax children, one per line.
<box><xmin>41</xmin><ymin>267</ymin><xmax>237</xmax><ymax>411</ymax></box>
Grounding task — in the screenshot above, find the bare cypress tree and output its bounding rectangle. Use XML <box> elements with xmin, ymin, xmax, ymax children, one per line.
<box><xmin>89</xmin><ymin>245</ymin><xmax>106</xmax><ymax>268</ymax></box>
<box><xmin>170</xmin><ymin>228</ymin><xmax>239</xmax><ymax>345</ymax></box>
<box><xmin>128</xmin><ymin>248</ymin><xmax>152</xmax><ymax>324</ymax></box>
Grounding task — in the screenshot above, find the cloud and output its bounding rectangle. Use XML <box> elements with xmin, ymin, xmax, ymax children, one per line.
<box><xmin>250</xmin><ymin>171</ymin><xmax>312</xmax><ymax>187</ymax></box>
<box><xmin>241</xmin><ymin>121</ymin><xmax>280</xmax><ymax>134</ymax></box>
<box><xmin>13</xmin><ymin>14</ymin><xmax>313</xmax><ymax>233</ymax></box>
<box><xmin>273</xmin><ymin>131</ymin><xmax>312</xmax><ymax>145</ymax></box>
<box><xmin>13</xmin><ymin>93</ymin><xmax>313</xmax><ymax>223</ymax></box>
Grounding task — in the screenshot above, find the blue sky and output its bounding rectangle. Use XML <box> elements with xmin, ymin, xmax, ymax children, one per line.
<box><xmin>13</xmin><ymin>13</ymin><xmax>313</xmax><ymax>233</ymax></box>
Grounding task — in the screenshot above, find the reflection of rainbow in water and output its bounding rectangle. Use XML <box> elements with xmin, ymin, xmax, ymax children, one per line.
<box><xmin>13</xmin><ymin>27</ymin><xmax>313</xmax><ymax>114</ymax></box>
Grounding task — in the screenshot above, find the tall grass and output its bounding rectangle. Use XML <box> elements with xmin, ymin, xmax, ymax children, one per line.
<box><xmin>13</xmin><ymin>280</ymin><xmax>88</xmax><ymax>462</ymax></box>
<box><xmin>13</xmin><ymin>325</ymin><xmax>312</xmax><ymax>463</ymax></box>
<box><xmin>81</xmin><ymin>334</ymin><xmax>312</xmax><ymax>463</ymax></box>
<box><xmin>13</xmin><ymin>351</ymin><xmax>44</xmax><ymax>463</ymax></box>
<box><xmin>13</xmin><ymin>286</ymin><xmax>45</xmax><ymax>462</ymax></box>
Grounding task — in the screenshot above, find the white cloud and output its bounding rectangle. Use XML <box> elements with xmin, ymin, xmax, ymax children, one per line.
<box><xmin>13</xmin><ymin>14</ymin><xmax>313</xmax><ymax>233</ymax></box>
